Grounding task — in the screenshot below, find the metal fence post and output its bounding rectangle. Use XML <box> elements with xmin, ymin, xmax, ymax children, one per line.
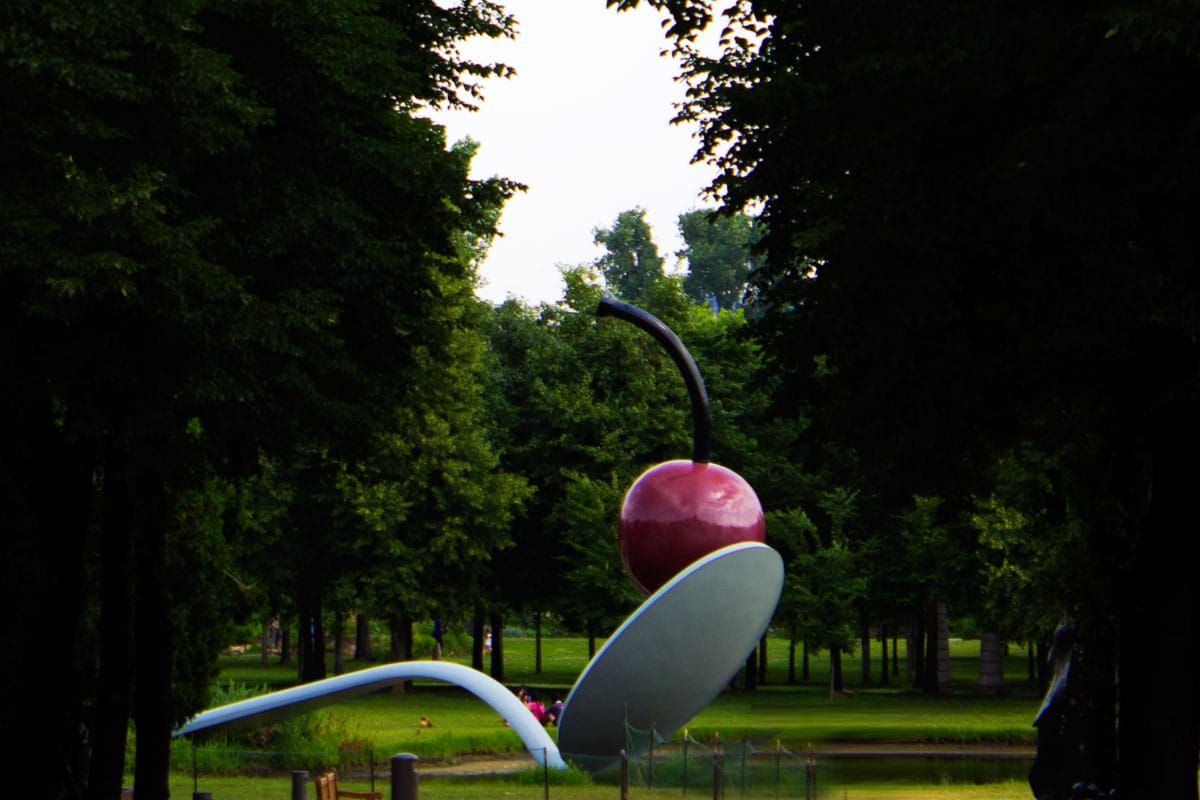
<box><xmin>391</xmin><ymin>753</ymin><xmax>419</xmax><ymax>800</ymax></box>
<box><xmin>805</xmin><ymin>742</ymin><xmax>816</xmax><ymax>800</ymax></box>
<box><xmin>291</xmin><ymin>770</ymin><xmax>309</xmax><ymax>800</ymax></box>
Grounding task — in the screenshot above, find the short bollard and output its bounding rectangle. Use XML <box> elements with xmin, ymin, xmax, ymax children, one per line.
<box><xmin>391</xmin><ymin>753</ymin><xmax>419</xmax><ymax>800</ymax></box>
<box><xmin>291</xmin><ymin>770</ymin><xmax>309</xmax><ymax>800</ymax></box>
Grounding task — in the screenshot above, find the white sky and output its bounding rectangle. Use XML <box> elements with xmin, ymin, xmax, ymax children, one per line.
<box><xmin>430</xmin><ymin>0</ymin><xmax>720</xmax><ymax>307</ymax></box>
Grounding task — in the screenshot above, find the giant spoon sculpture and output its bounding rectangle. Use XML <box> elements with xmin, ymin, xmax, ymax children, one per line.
<box><xmin>175</xmin><ymin>295</ymin><xmax>783</xmax><ymax>771</ymax></box>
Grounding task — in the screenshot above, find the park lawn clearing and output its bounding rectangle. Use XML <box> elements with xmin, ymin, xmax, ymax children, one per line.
<box><xmin>210</xmin><ymin>636</ymin><xmax>1041</xmax><ymax>759</ymax></box>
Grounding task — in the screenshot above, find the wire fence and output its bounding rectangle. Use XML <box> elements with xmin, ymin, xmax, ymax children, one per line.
<box><xmin>170</xmin><ymin>738</ymin><xmax>1031</xmax><ymax>799</ymax></box>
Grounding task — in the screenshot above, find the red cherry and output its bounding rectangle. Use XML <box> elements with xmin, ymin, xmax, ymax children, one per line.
<box><xmin>597</xmin><ymin>293</ymin><xmax>768</xmax><ymax>595</ymax></box>
<box><xmin>619</xmin><ymin>459</ymin><xmax>766</xmax><ymax>594</ymax></box>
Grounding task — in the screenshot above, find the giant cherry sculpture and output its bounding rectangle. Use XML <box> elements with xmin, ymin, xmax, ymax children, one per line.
<box><xmin>597</xmin><ymin>293</ymin><xmax>766</xmax><ymax>595</ymax></box>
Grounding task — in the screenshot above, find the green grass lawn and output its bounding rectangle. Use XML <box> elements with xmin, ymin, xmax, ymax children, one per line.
<box><xmin>172</xmin><ymin>636</ymin><xmax>1043</xmax><ymax>797</ymax></box>
<box><xmin>210</xmin><ymin>635</ymin><xmax>1042</xmax><ymax>756</ymax></box>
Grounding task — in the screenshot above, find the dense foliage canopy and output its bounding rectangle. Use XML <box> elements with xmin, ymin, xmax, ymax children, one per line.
<box><xmin>618</xmin><ymin>0</ymin><xmax>1200</xmax><ymax>795</ymax></box>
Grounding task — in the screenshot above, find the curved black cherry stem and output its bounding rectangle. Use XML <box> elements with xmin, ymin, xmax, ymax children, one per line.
<box><xmin>597</xmin><ymin>293</ymin><xmax>712</xmax><ymax>463</ymax></box>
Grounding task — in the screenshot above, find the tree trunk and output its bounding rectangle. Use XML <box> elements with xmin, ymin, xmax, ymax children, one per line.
<box><xmin>279</xmin><ymin>622</ymin><xmax>292</xmax><ymax>666</ymax></box>
<box><xmin>471</xmin><ymin>612</ymin><xmax>485</xmax><ymax>670</ymax></box>
<box><xmin>132</xmin><ymin>475</ymin><xmax>172</xmax><ymax>800</ymax></box>
<box><xmin>892</xmin><ymin>634</ymin><xmax>899</xmax><ymax>677</ymax></box>
<box><xmin>8</xmin><ymin>432</ymin><xmax>93</xmax><ymax>800</ymax></box>
<box><xmin>355</xmin><ymin>613</ymin><xmax>372</xmax><ymax>661</ymax></box>
<box><xmin>1115</xmin><ymin>416</ymin><xmax>1200</xmax><ymax>799</ymax></box>
<box><xmin>787</xmin><ymin>622</ymin><xmax>797</xmax><ymax>684</ymax></box>
<box><xmin>801</xmin><ymin>639</ymin><xmax>810</xmax><ymax>682</ymax></box>
<box><xmin>333</xmin><ymin>613</ymin><xmax>345</xmax><ymax>675</ymax></box>
<box><xmin>758</xmin><ymin>633</ymin><xmax>768</xmax><ymax>684</ymax></box>
<box><xmin>924</xmin><ymin>598</ymin><xmax>939</xmax><ymax>694</ymax></box>
<box><xmin>588</xmin><ymin>631</ymin><xmax>596</xmax><ymax>659</ymax></box>
<box><xmin>859</xmin><ymin>608</ymin><xmax>872</xmax><ymax>686</ymax></box>
<box><xmin>389</xmin><ymin>614</ymin><xmax>413</xmax><ymax>694</ymax></box>
<box><xmin>742</xmin><ymin>647</ymin><xmax>758</xmax><ymax>690</ymax></box>
<box><xmin>977</xmin><ymin>632</ymin><xmax>1004</xmax><ymax>696</ymax></box>
<box><xmin>910</xmin><ymin>618</ymin><xmax>925</xmax><ymax>691</ymax></box>
<box><xmin>298</xmin><ymin>580</ymin><xmax>326</xmax><ymax>683</ymax></box>
<box><xmin>879</xmin><ymin>624</ymin><xmax>890</xmax><ymax>687</ymax></box>
<box><xmin>934</xmin><ymin>599</ymin><xmax>952</xmax><ymax>693</ymax></box>
<box><xmin>489</xmin><ymin>610</ymin><xmax>505</xmax><ymax>681</ymax></box>
<box><xmin>88</xmin><ymin>461</ymin><xmax>136</xmax><ymax>800</ymax></box>
<box><xmin>534</xmin><ymin>613</ymin><xmax>542</xmax><ymax>675</ymax></box>
<box><xmin>829</xmin><ymin>645</ymin><xmax>843</xmax><ymax>694</ymax></box>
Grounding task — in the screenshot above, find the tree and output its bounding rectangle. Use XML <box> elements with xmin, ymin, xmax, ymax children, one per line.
<box><xmin>621</xmin><ymin>0</ymin><xmax>1200</xmax><ymax>795</ymax></box>
<box><xmin>594</xmin><ymin>207</ymin><xmax>665</xmax><ymax>303</ymax></box>
<box><xmin>677</xmin><ymin>209</ymin><xmax>764</xmax><ymax>310</ymax></box>
<box><xmin>1</xmin><ymin>1</ymin><xmax>519</xmax><ymax>796</ymax></box>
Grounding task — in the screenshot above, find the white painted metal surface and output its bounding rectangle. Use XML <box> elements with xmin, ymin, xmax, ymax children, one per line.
<box><xmin>173</xmin><ymin>660</ymin><xmax>565</xmax><ymax>769</ymax></box>
<box><xmin>556</xmin><ymin>541</ymin><xmax>784</xmax><ymax>767</ymax></box>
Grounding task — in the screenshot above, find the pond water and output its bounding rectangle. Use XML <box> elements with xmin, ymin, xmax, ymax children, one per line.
<box><xmin>611</xmin><ymin>750</ymin><xmax>1034</xmax><ymax>795</ymax></box>
<box><xmin>816</xmin><ymin>754</ymin><xmax>1033</xmax><ymax>787</ymax></box>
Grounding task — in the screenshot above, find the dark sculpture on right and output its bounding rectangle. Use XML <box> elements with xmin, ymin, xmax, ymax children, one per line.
<box><xmin>1029</xmin><ymin>620</ymin><xmax>1119</xmax><ymax>800</ymax></box>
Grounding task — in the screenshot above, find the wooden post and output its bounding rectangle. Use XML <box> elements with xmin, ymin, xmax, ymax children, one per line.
<box><xmin>391</xmin><ymin>754</ymin><xmax>419</xmax><ymax>800</ymax></box>
<box><xmin>291</xmin><ymin>770</ymin><xmax>308</xmax><ymax>800</ymax></box>
<box><xmin>619</xmin><ymin>750</ymin><xmax>629</xmax><ymax>800</ymax></box>
<box><xmin>712</xmin><ymin>750</ymin><xmax>722</xmax><ymax>800</ymax></box>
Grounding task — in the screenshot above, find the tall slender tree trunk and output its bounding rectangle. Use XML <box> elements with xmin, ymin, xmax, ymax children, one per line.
<box><xmin>892</xmin><ymin>634</ymin><xmax>899</xmax><ymax>677</ymax></box>
<box><xmin>924</xmin><ymin>597</ymin><xmax>939</xmax><ymax>694</ymax></box>
<box><xmin>471</xmin><ymin>612</ymin><xmax>485</xmax><ymax>670</ymax></box>
<box><xmin>787</xmin><ymin>622</ymin><xmax>797</xmax><ymax>684</ymax></box>
<box><xmin>389</xmin><ymin>614</ymin><xmax>413</xmax><ymax>694</ymax></box>
<box><xmin>11</xmin><ymin>430</ymin><xmax>93</xmax><ymax>800</ymax></box>
<box><xmin>588</xmin><ymin>631</ymin><xmax>597</xmax><ymax>659</ymax></box>
<box><xmin>489</xmin><ymin>611</ymin><xmax>505</xmax><ymax>681</ymax></box>
<box><xmin>534</xmin><ymin>613</ymin><xmax>542</xmax><ymax>675</ymax></box>
<box><xmin>743</xmin><ymin>647</ymin><xmax>758</xmax><ymax>690</ymax></box>
<box><xmin>911</xmin><ymin>618</ymin><xmax>925</xmax><ymax>691</ymax></box>
<box><xmin>298</xmin><ymin>578</ymin><xmax>326</xmax><ymax>683</ymax></box>
<box><xmin>333</xmin><ymin>613</ymin><xmax>345</xmax><ymax>675</ymax></box>
<box><xmin>802</xmin><ymin>639</ymin><xmax>810</xmax><ymax>682</ymax></box>
<box><xmin>132</xmin><ymin>473</ymin><xmax>172</xmax><ymax>800</ymax></box>
<box><xmin>758</xmin><ymin>633</ymin><xmax>768</xmax><ymax>684</ymax></box>
<box><xmin>355</xmin><ymin>613</ymin><xmax>372</xmax><ymax>661</ymax></box>
<box><xmin>829</xmin><ymin>645</ymin><xmax>843</xmax><ymax>694</ymax></box>
<box><xmin>279</xmin><ymin>622</ymin><xmax>292</xmax><ymax>666</ymax></box>
<box><xmin>879</xmin><ymin>624</ymin><xmax>890</xmax><ymax>687</ymax></box>
<box><xmin>859</xmin><ymin>607</ymin><xmax>872</xmax><ymax>686</ymax></box>
<box><xmin>261</xmin><ymin>618</ymin><xmax>271</xmax><ymax>666</ymax></box>
<box><xmin>89</xmin><ymin>459</ymin><xmax>135</xmax><ymax>800</ymax></box>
